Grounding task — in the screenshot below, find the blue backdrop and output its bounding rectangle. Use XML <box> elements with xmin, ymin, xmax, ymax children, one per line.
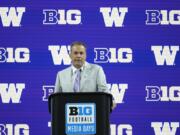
<box><xmin>0</xmin><ymin>0</ymin><xmax>180</xmax><ymax>135</ymax></box>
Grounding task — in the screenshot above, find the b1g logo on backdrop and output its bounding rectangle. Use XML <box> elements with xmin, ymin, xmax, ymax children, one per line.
<box><xmin>0</xmin><ymin>7</ymin><xmax>25</xmax><ymax>27</ymax></box>
<box><xmin>146</xmin><ymin>10</ymin><xmax>180</xmax><ymax>25</ymax></box>
<box><xmin>43</xmin><ymin>9</ymin><xmax>81</xmax><ymax>25</ymax></box>
<box><xmin>65</xmin><ymin>103</ymin><xmax>96</xmax><ymax>134</ymax></box>
<box><xmin>111</xmin><ymin>124</ymin><xmax>133</xmax><ymax>135</ymax></box>
<box><xmin>42</xmin><ymin>85</ymin><xmax>54</xmax><ymax>101</ymax></box>
<box><xmin>94</xmin><ymin>48</ymin><xmax>133</xmax><ymax>63</ymax></box>
<box><xmin>0</xmin><ymin>124</ymin><xmax>29</xmax><ymax>135</ymax></box>
<box><xmin>0</xmin><ymin>83</ymin><xmax>25</xmax><ymax>103</ymax></box>
<box><xmin>0</xmin><ymin>47</ymin><xmax>30</xmax><ymax>63</ymax></box>
<box><xmin>146</xmin><ymin>86</ymin><xmax>180</xmax><ymax>102</ymax></box>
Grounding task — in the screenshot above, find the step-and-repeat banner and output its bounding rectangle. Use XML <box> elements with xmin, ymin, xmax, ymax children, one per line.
<box><xmin>0</xmin><ymin>0</ymin><xmax>180</xmax><ymax>135</ymax></box>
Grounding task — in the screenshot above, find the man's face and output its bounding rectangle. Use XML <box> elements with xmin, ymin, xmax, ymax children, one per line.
<box><xmin>70</xmin><ymin>44</ymin><xmax>86</xmax><ymax>69</ymax></box>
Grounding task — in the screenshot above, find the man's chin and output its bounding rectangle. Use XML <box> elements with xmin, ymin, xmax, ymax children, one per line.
<box><xmin>74</xmin><ymin>62</ymin><xmax>83</xmax><ymax>68</ymax></box>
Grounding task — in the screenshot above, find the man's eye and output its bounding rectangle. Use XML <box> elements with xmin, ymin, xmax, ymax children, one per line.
<box><xmin>74</xmin><ymin>52</ymin><xmax>84</xmax><ymax>55</ymax></box>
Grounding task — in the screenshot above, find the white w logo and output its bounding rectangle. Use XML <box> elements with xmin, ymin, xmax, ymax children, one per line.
<box><xmin>0</xmin><ymin>7</ymin><xmax>25</xmax><ymax>27</ymax></box>
<box><xmin>151</xmin><ymin>46</ymin><xmax>179</xmax><ymax>65</ymax></box>
<box><xmin>48</xmin><ymin>45</ymin><xmax>71</xmax><ymax>65</ymax></box>
<box><xmin>152</xmin><ymin>122</ymin><xmax>179</xmax><ymax>135</ymax></box>
<box><xmin>100</xmin><ymin>7</ymin><xmax>128</xmax><ymax>27</ymax></box>
<box><xmin>0</xmin><ymin>83</ymin><xmax>25</xmax><ymax>103</ymax></box>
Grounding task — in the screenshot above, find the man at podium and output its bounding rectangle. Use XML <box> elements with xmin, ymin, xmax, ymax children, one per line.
<box><xmin>54</xmin><ymin>41</ymin><xmax>116</xmax><ymax>109</ymax></box>
<box><xmin>54</xmin><ymin>41</ymin><xmax>109</xmax><ymax>93</ymax></box>
<box><xmin>51</xmin><ymin>41</ymin><xmax>115</xmax><ymax>135</ymax></box>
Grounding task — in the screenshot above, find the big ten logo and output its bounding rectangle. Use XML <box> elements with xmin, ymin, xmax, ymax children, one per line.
<box><xmin>146</xmin><ymin>10</ymin><xmax>180</xmax><ymax>25</ymax></box>
<box><xmin>151</xmin><ymin>122</ymin><xmax>179</xmax><ymax>135</ymax></box>
<box><xmin>0</xmin><ymin>124</ymin><xmax>29</xmax><ymax>135</ymax></box>
<box><xmin>111</xmin><ymin>124</ymin><xmax>133</xmax><ymax>135</ymax></box>
<box><xmin>146</xmin><ymin>86</ymin><xmax>180</xmax><ymax>102</ymax></box>
<box><xmin>0</xmin><ymin>7</ymin><xmax>25</xmax><ymax>27</ymax></box>
<box><xmin>43</xmin><ymin>9</ymin><xmax>81</xmax><ymax>25</ymax></box>
<box><xmin>42</xmin><ymin>85</ymin><xmax>54</xmax><ymax>101</ymax></box>
<box><xmin>151</xmin><ymin>46</ymin><xmax>179</xmax><ymax>66</ymax></box>
<box><xmin>48</xmin><ymin>45</ymin><xmax>71</xmax><ymax>65</ymax></box>
<box><xmin>0</xmin><ymin>47</ymin><xmax>30</xmax><ymax>63</ymax></box>
<box><xmin>66</xmin><ymin>103</ymin><xmax>96</xmax><ymax>134</ymax></box>
<box><xmin>0</xmin><ymin>83</ymin><xmax>25</xmax><ymax>103</ymax></box>
<box><xmin>108</xmin><ymin>83</ymin><xmax>128</xmax><ymax>104</ymax></box>
<box><xmin>94</xmin><ymin>48</ymin><xmax>133</xmax><ymax>63</ymax></box>
<box><xmin>100</xmin><ymin>7</ymin><xmax>128</xmax><ymax>27</ymax></box>
<box><xmin>68</xmin><ymin>104</ymin><xmax>94</xmax><ymax>116</ymax></box>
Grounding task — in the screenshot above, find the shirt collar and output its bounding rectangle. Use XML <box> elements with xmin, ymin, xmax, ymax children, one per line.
<box><xmin>72</xmin><ymin>62</ymin><xmax>86</xmax><ymax>74</ymax></box>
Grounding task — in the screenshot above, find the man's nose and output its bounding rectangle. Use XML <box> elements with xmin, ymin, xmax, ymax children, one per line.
<box><xmin>76</xmin><ymin>53</ymin><xmax>82</xmax><ymax>57</ymax></box>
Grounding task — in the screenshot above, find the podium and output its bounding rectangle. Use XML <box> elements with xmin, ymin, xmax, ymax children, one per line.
<box><xmin>48</xmin><ymin>92</ymin><xmax>112</xmax><ymax>135</ymax></box>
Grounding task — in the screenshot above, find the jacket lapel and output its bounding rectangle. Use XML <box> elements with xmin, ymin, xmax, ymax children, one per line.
<box><xmin>66</xmin><ymin>67</ymin><xmax>73</xmax><ymax>92</ymax></box>
<box><xmin>80</xmin><ymin>62</ymin><xmax>91</xmax><ymax>91</ymax></box>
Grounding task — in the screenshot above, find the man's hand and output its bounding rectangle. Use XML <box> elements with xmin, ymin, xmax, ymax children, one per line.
<box><xmin>112</xmin><ymin>100</ymin><xmax>117</xmax><ymax>110</ymax></box>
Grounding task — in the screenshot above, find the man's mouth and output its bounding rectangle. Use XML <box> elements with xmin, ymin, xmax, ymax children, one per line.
<box><xmin>75</xmin><ymin>59</ymin><xmax>81</xmax><ymax>61</ymax></box>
